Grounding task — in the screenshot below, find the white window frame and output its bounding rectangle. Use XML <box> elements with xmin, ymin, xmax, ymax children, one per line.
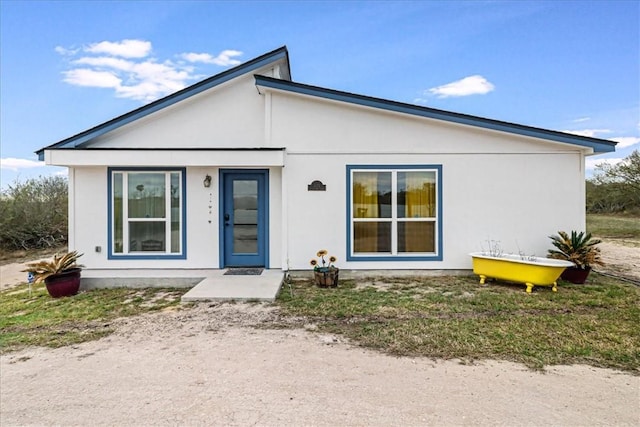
<box><xmin>347</xmin><ymin>165</ymin><xmax>442</xmax><ymax>261</ymax></box>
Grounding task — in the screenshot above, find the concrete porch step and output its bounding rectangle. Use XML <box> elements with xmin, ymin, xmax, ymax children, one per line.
<box><xmin>181</xmin><ymin>270</ymin><xmax>284</xmax><ymax>302</ymax></box>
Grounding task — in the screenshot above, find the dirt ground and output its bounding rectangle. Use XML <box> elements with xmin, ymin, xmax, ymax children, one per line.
<box><xmin>1</xmin><ymin>242</ymin><xmax>639</xmax><ymax>426</ymax></box>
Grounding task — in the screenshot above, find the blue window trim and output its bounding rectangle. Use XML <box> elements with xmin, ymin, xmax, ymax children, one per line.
<box><xmin>107</xmin><ymin>167</ymin><xmax>187</xmax><ymax>260</ymax></box>
<box><xmin>218</xmin><ymin>169</ymin><xmax>270</xmax><ymax>268</ymax></box>
<box><xmin>346</xmin><ymin>164</ymin><xmax>443</xmax><ymax>262</ymax></box>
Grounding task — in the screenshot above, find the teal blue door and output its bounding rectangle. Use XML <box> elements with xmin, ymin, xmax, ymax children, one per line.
<box><xmin>220</xmin><ymin>170</ymin><xmax>268</xmax><ymax>267</ymax></box>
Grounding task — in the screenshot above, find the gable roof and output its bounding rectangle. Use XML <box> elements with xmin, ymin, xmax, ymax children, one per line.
<box><xmin>254</xmin><ymin>75</ymin><xmax>616</xmax><ymax>154</ymax></box>
<box><xmin>36</xmin><ymin>46</ymin><xmax>291</xmax><ymax>160</ymax></box>
<box><xmin>38</xmin><ymin>46</ymin><xmax>616</xmax><ymax>158</ymax></box>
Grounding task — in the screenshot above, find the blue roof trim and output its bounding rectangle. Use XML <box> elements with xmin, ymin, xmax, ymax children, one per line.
<box><xmin>36</xmin><ymin>46</ymin><xmax>290</xmax><ymax>160</ymax></box>
<box><xmin>254</xmin><ymin>75</ymin><xmax>616</xmax><ymax>154</ymax></box>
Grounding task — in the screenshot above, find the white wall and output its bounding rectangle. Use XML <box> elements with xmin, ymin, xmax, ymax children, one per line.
<box><xmin>269</xmin><ymin>90</ymin><xmax>587</xmax><ymax>270</ymax></box>
<box><xmin>88</xmin><ymin>74</ymin><xmax>267</xmax><ymax>149</ymax></box>
<box><xmin>71</xmin><ymin>166</ymin><xmax>282</xmax><ymax>270</ymax></box>
<box><xmin>282</xmin><ymin>152</ymin><xmax>584</xmax><ymax>270</ymax></box>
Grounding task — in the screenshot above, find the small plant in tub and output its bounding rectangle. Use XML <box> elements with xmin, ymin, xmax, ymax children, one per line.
<box><xmin>547</xmin><ymin>231</ymin><xmax>604</xmax><ymax>284</ymax></box>
<box><xmin>310</xmin><ymin>249</ymin><xmax>339</xmax><ymax>288</ymax></box>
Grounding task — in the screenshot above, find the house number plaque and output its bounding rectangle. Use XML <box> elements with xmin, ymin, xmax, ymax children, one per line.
<box><xmin>308</xmin><ymin>180</ymin><xmax>326</xmax><ymax>191</ymax></box>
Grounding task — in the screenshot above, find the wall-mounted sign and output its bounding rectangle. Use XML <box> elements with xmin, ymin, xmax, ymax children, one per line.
<box><xmin>308</xmin><ymin>180</ymin><xmax>326</xmax><ymax>191</ymax></box>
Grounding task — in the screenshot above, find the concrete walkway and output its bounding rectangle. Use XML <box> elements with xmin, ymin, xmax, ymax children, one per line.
<box><xmin>181</xmin><ymin>269</ymin><xmax>284</xmax><ymax>302</ymax></box>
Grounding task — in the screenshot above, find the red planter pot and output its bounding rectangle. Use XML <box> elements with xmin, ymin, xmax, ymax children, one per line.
<box><xmin>560</xmin><ymin>266</ymin><xmax>592</xmax><ymax>284</ymax></box>
<box><xmin>44</xmin><ymin>268</ymin><xmax>82</xmax><ymax>298</ymax></box>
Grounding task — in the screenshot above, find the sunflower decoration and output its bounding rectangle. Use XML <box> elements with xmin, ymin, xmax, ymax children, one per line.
<box><xmin>310</xmin><ymin>249</ymin><xmax>338</xmax><ymax>271</ymax></box>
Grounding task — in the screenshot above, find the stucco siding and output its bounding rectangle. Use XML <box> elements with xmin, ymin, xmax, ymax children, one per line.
<box><xmin>270</xmin><ymin>91</ymin><xmax>584</xmax><ymax>155</ymax></box>
<box><xmin>71</xmin><ymin>166</ymin><xmax>283</xmax><ymax>270</ymax></box>
<box><xmin>282</xmin><ymin>152</ymin><xmax>584</xmax><ymax>270</ymax></box>
<box><xmin>88</xmin><ymin>74</ymin><xmax>265</xmax><ymax>149</ymax></box>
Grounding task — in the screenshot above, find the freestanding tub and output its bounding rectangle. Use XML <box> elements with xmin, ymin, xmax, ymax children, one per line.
<box><xmin>469</xmin><ymin>252</ymin><xmax>574</xmax><ymax>293</ymax></box>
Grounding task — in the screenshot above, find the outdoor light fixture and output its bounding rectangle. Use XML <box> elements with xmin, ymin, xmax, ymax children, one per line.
<box><xmin>203</xmin><ymin>174</ymin><xmax>212</xmax><ymax>188</ymax></box>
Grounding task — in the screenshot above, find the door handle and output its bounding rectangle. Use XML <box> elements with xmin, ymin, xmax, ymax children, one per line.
<box><xmin>224</xmin><ymin>213</ymin><xmax>230</xmax><ymax>226</ymax></box>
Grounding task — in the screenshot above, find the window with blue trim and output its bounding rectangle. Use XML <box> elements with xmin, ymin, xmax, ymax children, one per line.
<box><xmin>348</xmin><ymin>166</ymin><xmax>441</xmax><ymax>260</ymax></box>
<box><xmin>109</xmin><ymin>169</ymin><xmax>185</xmax><ymax>258</ymax></box>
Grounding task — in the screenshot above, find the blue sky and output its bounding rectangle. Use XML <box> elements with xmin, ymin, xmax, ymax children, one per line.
<box><xmin>1</xmin><ymin>0</ymin><xmax>638</xmax><ymax>188</ymax></box>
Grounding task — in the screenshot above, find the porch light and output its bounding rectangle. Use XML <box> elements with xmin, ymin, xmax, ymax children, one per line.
<box><xmin>203</xmin><ymin>174</ymin><xmax>212</xmax><ymax>188</ymax></box>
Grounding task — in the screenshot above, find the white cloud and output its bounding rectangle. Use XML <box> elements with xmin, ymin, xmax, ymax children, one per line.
<box><xmin>585</xmin><ymin>157</ymin><xmax>623</xmax><ymax>171</ymax></box>
<box><xmin>74</xmin><ymin>56</ymin><xmax>135</xmax><ymax>71</ymax></box>
<box><xmin>610</xmin><ymin>136</ymin><xmax>640</xmax><ymax>148</ymax></box>
<box><xmin>181</xmin><ymin>50</ymin><xmax>243</xmax><ymax>66</ymax></box>
<box><xmin>63</xmin><ymin>69</ymin><xmax>122</xmax><ymax>88</ymax></box>
<box><xmin>562</xmin><ymin>129</ymin><xmax>612</xmax><ymax>138</ymax></box>
<box><xmin>572</xmin><ymin>117</ymin><xmax>590</xmax><ymax>123</ymax></box>
<box><xmin>56</xmin><ymin>40</ymin><xmax>243</xmax><ymax>102</ymax></box>
<box><xmin>428</xmin><ymin>75</ymin><xmax>495</xmax><ymax>98</ymax></box>
<box><xmin>54</xmin><ymin>46</ymin><xmax>79</xmax><ymax>56</ymax></box>
<box><xmin>0</xmin><ymin>158</ymin><xmax>45</xmax><ymax>171</ymax></box>
<box><xmin>85</xmin><ymin>39</ymin><xmax>152</xmax><ymax>58</ymax></box>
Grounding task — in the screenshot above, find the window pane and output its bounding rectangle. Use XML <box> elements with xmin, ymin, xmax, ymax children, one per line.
<box><xmin>170</xmin><ymin>172</ymin><xmax>180</xmax><ymax>253</ymax></box>
<box><xmin>398</xmin><ymin>221</ymin><xmax>435</xmax><ymax>253</ymax></box>
<box><xmin>113</xmin><ymin>173</ymin><xmax>123</xmax><ymax>253</ymax></box>
<box><xmin>129</xmin><ymin>222</ymin><xmax>165</xmax><ymax>252</ymax></box>
<box><xmin>397</xmin><ymin>172</ymin><xmax>436</xmax><ymax>218</ymax></box>
<box><xmin>233</xmin><ymin>180</ymin><xmax>258</xmax><ymax>254</ymax></box>
<box><xmin>128</xmin><ymin>173</ymin><xmax>166</xmax><ymax>219</ymax></box>
<box><xmin>354</xmin><ymin>222</ymin><xmax>391</xmax><ymax>253</ymax></box>
<box><xmin>353</xmin><ymin>172</ymin><xmax>391</xmax><ymax>218</ymax></box>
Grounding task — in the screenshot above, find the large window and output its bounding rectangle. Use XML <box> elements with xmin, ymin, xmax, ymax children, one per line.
<box><xmin>108</xmin><ymin>168</ymin><xmax>186</xmax><ymax>259</ymax></box>
<box><xmin>347</xmin><ymin>165</ymin><xmax>442</xmax><ymax>261</ymax></box>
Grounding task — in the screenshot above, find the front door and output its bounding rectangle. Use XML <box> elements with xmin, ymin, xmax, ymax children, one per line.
<box><xmin>221</xmin><ymin>170</ymin><xmax>268</xmax><ymax>267</ymax></box>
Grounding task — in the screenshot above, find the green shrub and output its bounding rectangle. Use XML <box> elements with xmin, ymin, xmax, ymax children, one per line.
<box><xmin>0</xmin><ymin>176</ymin><xmax>68</xmax><ymax>250</ymax></box>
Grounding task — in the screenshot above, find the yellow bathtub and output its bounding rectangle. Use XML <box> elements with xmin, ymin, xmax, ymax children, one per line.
<box><xmin>469</xmin><ymin>252</ymin><xmax>574</xmax><ymax>293</ymax></box>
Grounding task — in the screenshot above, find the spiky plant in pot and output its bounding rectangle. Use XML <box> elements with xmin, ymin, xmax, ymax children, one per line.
<box><xmin>548</xmin><ymin>231</ymin><xmax>603</xmax><ymax>283</ymax></box>
<box><xmin>22</xmin><ymin>251</ymin><xmax>84</xmax><ymax>297</ymax></box>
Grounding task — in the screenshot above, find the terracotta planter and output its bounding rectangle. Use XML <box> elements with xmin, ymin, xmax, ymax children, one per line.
<box><xmin>560</xmin><ymin>266</ymin><xmax>592</xmax><ymax>284</ymax></box>
<box><xmin>314</xmin><ymin>268</ymin><xmax>339</xmax><ymax>288</ymax></box>
<box><xmin>44</xmin><ymin>268</ymin><xmax>81</xmax><ymax>298</ymax></box>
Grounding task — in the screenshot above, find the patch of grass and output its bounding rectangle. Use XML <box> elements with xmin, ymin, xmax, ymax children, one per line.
<box><xmin>276</xmin><ymin>274</ymin><xmax>640</xmax><ymax>372</ymax></box>
<box><xmin>587</xmin><ymin>214</ymin><xmax>640</xmax><ymax>239</ymax></box>
<box><xmin>0</xmin><ymin>284</ymin><xmax>186</xmax><ymax>353</ymax></box>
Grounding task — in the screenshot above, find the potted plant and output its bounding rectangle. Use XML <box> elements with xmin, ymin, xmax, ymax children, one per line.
<box><xmin>22</xmin><ymin>251</ymin><xmax>84</xmax><ymax>298</ymax></box>
<box><xmin>310</xmin><ymin>249</ymin><xmax>339</xmax><ymax>288</ymax></box>
<box><xmin>547</xmin><ymin>231</ymin><xmax>604</xmax><ymax>284</ymax></box>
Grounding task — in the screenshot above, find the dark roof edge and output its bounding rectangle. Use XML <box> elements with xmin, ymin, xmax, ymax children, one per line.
<box><xmin>254</xmin><ymin>75</ymin><xmax>617</xmax><ymax>154</ymax></box>
<box><xmin>36</xmin><ymin>46</ymin><xmax>290</xmax><ymax>159</ymax></box>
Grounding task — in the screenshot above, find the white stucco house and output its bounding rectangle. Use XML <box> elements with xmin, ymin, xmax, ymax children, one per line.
<box><xmin>37</xmin><ymin>46</ymin><xmax>615</xmax><ymax>275</ymax></box>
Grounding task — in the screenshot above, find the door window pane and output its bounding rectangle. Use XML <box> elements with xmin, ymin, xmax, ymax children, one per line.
<box><xmin>233</xmin><ymin>180</ymin><xmax>258</xmax><ymax>254</ymax></box>
<box><xmin>128</xmin><ymin>173</ymin><xmax>166</xmax><ymax>219</ymax></box>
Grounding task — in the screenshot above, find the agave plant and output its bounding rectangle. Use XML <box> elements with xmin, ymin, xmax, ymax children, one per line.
<box><xmin>22</xmin><ymin>251</ymin><xmax>84</xmax><ymax>284</ymax></box>
<box><xmin>547</xmin><ymin>231</ymin><xmax>603</xmax><ymax>269</ymax></box>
